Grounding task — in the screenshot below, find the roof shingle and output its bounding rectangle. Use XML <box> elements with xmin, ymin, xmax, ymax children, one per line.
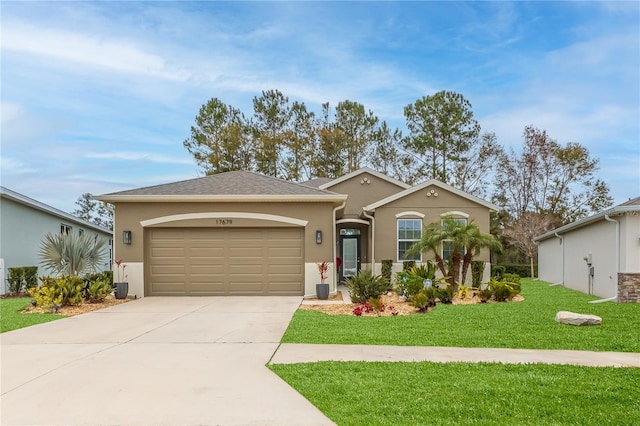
<box><xmin>103</xmin><ymin>170</ymin><xmax>338</xmax><ymax>197</ymax></box>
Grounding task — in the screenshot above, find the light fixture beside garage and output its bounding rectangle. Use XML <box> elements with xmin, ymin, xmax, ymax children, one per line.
<box><xmin>316</xmin><ymin>230</ymin><xmax>323</xmax><ymax>244</ymax></box>
<box><xmin>123</xmin><ymin>230</ymin><xmax>132</xmax><ymax>245</ymax></box>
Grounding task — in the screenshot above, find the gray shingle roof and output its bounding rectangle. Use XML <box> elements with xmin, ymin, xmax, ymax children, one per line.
<box><xmin>299</xmin><ymin>177</ymin><xmax>333</xmax><ymax>188</ymax></box>
<box><xmin>619</xmin><ymin>196</ymin><xmax>640</xmax><ymax>206</ymax></box>
<box><xmin>102</xmin><ymin>170</ymin><xmax>338</xmax><ymax>197</ymax></box>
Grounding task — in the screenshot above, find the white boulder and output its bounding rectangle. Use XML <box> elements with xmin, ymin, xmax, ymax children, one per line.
<box><xmin>555</xmin><ymin>311</ymin><xmax>602</xmax><ymax>326</ymax></box>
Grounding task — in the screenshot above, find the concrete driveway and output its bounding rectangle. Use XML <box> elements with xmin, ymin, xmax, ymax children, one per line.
<box><xmin>1</xmin><ymin>297</ymin><xmax>335</xmax><ymax>426</ymax></box>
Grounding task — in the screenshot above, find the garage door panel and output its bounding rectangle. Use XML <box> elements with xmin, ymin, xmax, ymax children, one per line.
<box><xmin>191</xmin><ymin>264</ymin><xmax>225</xmax><ymax>274</ymax></box>
<box><xmin>148</xmin><ymin>227</ymin><xmax>303</xmax><ymax>296</ymax></box>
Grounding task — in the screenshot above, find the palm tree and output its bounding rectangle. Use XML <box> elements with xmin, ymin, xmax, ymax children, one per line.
<box><xmin>39</xmin><ymin>231</ymin><xmax>107</xmax><ymax>276</ymax></box>
<box><xmin>406</xmin><ymin>217</ymin><xmax>502</xmax><ymax>289</ymax></box>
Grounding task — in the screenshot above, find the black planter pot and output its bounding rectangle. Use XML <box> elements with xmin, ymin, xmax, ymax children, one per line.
<box><xmin>115</xmin><ymin>282</ymin><xmax>129</xmax><ymax>299</ymax></box>
<box><xmin>316</xmin><ymin>283</ymin><xmax>329</xmax><ymax>300</ymax></box>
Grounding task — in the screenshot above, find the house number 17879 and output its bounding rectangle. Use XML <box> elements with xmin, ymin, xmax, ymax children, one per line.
<box><xmin>216</xmin><ymin>219</ymin><xmax>233</xmax><ymax>225</ymax></box>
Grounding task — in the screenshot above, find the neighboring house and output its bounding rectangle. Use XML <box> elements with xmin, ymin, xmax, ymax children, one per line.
<box><xmin>0</xmin><ymin>187</ymin><xmax>114</xmax><ymax>294</ymax></box>
<box><xmin>96</xmin><ymin>168</ymin><xmax>499</xmax><ymax>298</ymax></box>
<box><xmin>535</xmin><ymin>197</ymin><xmax>640</xmax><ymax>302</ymax></box>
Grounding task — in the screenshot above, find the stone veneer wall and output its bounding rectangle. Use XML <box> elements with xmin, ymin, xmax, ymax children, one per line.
<box><xmin>618</xmin><ymin>273</ymin><xmax>640</xmax><ymax>303</ymax></box>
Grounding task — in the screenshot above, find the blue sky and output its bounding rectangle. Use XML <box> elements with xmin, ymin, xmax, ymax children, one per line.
<box><xmin>1</xmin><ymin>1</ymin><xmax>638</xmax><ymax>213</ymax></box>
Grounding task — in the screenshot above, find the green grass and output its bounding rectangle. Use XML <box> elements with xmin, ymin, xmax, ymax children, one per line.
<box><xmin>0</xmin><ymin>297</ymin><xmax>64</xmax><ymax>333</ymax></box>
<box><xmin>282</xmin><ymin>279</ymin><xmax>640</xmax><ymax>352</ymax></box>
<box><xmin>270</xmin><ymin>361</ymin><xmax>640</xmax><ymax>426</ymax></box>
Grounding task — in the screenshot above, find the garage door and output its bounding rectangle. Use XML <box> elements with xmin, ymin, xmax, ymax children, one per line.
<box><xmin>147</xmin><ymin>227</ymin><xmax>304</xmax><ymax>296</ymax></box>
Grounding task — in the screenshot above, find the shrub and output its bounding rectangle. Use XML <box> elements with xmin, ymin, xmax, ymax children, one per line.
<box><xmin>502</xmin><ymin>273</ymin><xmax>521</xmax><ymax>284</ymax></box>
<box><xmin>457</xmin><ymin>284</ymin><xmax>471</xmax><ymax>300</ymax></box>
<box><xmin>478</xmin><ymin>286</ymin><xmax>493</xmax><ymax>303</ymax></box>
<box><xmin>490</xmin><ymin>280</ymin><xmax>520</xmax><ymax>302</ymax></box>
<box><xmin>493</xmin><ymin>264</ymin><xmax>536</xmax><ymax>277</ymax></box>
<box><xmin>491</xmin><ymin>265</ymin><xmax>506</xmax><ymax>280</ymax></box>
<box><xmin>30</xmin><ymin>275</ymin><xmax>85</xmax><ymax>309</ymax></box>
<box><xmin>345</xmin><ymin>270</ymin><xmax>389</xmax><ymax>304</ymax></box>
<box><xmin>86</xmin><ymin>278</ymin><xmax>113</xmax><ymax>303</ymax></box>
<box><xmin>410</xmin><ymin>287</ymin><xmax>437</xmax><ymax>312</ymax></box>
<box><xmin>381</xmin><ymin>260</ymin><xmax>393</xmax><ymax>289</ymax></box>
<box><xmin>28</xmin><ymin>285</ymin><xmax>63</xmax><ymax>312</ymax></box>
<box><xmin>6</xmin><ymin>266</ymin><xmax>38</xmax><ymax>294</ymax></box>
<box><xmin>436</xmin><ymin>282</ymin><xmax>454</xmax><ymax>304</ymax></box>
<box><xmin>471</xmin><ymin>261</ymin><xmax>485</xmax><ymax>288</ymax></box>
<box><xmin>402</xmin><ymin>261</ymin><xmax>416</xmax><ymax>271</ymax></box>
<box><xmin>395</xmin><ymin>263</ymin><xmax>437</xmax><ymax>298</ymax></box>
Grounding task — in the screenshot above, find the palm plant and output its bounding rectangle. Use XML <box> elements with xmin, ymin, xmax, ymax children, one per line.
<box><xmin>39</xmin><ymin>231</ymin><xmax>107</xmax><ymax>276</ymax></box>
<box><xmin>405</xmin><ymin>217</ymin><xmax>501</xmax><ymax>289</ymax></box>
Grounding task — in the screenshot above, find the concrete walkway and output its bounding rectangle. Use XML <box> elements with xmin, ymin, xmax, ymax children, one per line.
<box><xmin>271</xmin><ymin>343</ymin><xmax>640</xmax><ymax>367</ymax></box>
<box><xmin>1</xmin><ymin>297</ymin><xmax>335</xmax><ymax>426</ymax></box>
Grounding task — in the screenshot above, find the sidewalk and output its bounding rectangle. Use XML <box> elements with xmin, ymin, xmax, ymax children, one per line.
<box><xmin>271</xmin><ymin>343</ymin><xmax>640</xmax><ymax>367</ymax></box>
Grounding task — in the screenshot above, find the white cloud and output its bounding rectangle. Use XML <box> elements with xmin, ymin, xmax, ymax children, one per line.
<box><xmin>2</xmin><ymin>21</ymin><xmax>190</xmax><ymax>81</ymax></box>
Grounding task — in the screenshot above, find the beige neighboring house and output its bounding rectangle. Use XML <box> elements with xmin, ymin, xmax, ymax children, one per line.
<box><xmin>96</xmin><ymin>168</ymin><xmax>498</xmax><ymax>298</ymax></box>
<box><xmin>535</xmin><ymin>197</ymin><xmax>640</xmax><ymax>302</ymax></box>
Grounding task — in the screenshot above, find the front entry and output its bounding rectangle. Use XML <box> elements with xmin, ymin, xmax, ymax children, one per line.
<box><xmin>340</xmin><ymin>234</ymin><xmax>361</xmax><ymax>282</ymax></box>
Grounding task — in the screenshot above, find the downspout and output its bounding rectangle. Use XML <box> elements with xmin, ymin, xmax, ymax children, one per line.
<box><xmin>590</xmin><ymin>215</ymin><xmax>619</xmax><ymax>303</ymax></box>
<box><xmin>549</xmin><ymin>232</ymin><xmax>564</xmax><ymax>286</ymax></box>
<box><xmin>362</xmin><ymin>209</ymin><xmax>375</xmax><ymax>272</ymax></box>
<box><xmin>332</xmin><ymin>200</ymin><xmax>347</xmax><ymax>293</ymax></box>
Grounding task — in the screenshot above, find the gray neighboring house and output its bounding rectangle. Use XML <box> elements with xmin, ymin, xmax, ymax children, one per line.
<box><xmin>535</xmin><ymin>197</ymin><xmax>640</xmax><ymax>302</ymax></box>
<box><xmin>0</xmin><ymin>187</ymin><xmax>113</xmax><ymax>294</ymax></box>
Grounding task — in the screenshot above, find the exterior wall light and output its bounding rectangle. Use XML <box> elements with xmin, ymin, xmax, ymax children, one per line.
<box><xmin>123</xmin><ymin>230</ymin><xmax>132</xmax><ymax>245</ymax></box>
<box><xmin>315</xmin><ymin>230</ymin><xmax>322</xmax><ymax>244</ymax></box>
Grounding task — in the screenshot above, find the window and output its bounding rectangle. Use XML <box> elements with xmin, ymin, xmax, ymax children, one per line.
<box><xmin>441</xmin><ymin>217</ymin><xmax>467</xmax><ymax>261</ymax></box>
<box><xmin>398</xmin><ymin>219</ymin><xmax>422</xmax><ymax>261</ymax></box>
<box><xmin>60</xmin><ymin>224</ymin><xmax>72</xmax><ymax>234</ymax></box>
<box><xmin>79</xmin><ymin>229</ymin><xmax>85</xmax><ymax>236</ymax></box>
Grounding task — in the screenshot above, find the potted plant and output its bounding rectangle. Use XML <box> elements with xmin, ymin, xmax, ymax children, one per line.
<box><xmin>316</xmin><ymin>261</ymin><xmax>330</xmax><ymax>300</ymax></box>
<box><xmin>113</xmin><ymin>259</ymin><xmax>128</xmax><ymax>299</ymax></box>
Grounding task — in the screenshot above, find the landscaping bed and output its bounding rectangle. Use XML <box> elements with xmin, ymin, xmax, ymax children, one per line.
<box><xmin>300</xmin><ymin>291</ymin><xmax>523</xmax><ymax>316</ymax></box>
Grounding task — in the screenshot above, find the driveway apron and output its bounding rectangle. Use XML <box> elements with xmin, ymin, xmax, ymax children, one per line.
<box><xmin>1</xmin><ymin>297</ymin><xmax>335</xmax><ymax>426</ymax></box>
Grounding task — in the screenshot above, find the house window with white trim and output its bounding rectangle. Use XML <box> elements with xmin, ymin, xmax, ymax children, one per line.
<box><xmin>441</xmin><ymin>217</ymin><xmax>467</xmax><ymax>261</ymax></box>
<box><xmin>60</xmin><ymin>224</ymin><xmax>72</xmax><ymax>235</ymax></box>
<box><xmin>398</xmin><ymin>219</ymin><xmax>422</xmax><ymax>261</ymax></box>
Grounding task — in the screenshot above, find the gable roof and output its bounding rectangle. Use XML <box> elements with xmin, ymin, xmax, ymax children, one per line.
<box><xmin>319</xmin><ymin>167</ymin><xmax>410</xmax><ymax>190</ymax></box>
<box><xmin>0</xmin><ymin>186</ymin><xmax>112</xmax><ymax>234</ymax></box>
<box><xmin>363</xmin><ymin>179</ymin><xmax>500</xmax><ymax>212</ymax></box>
<box><xmin>299</xmin><ymin>177</ymin><xmax>333</xmax><ymax>188</ymax></box>
<box><xmin>534</xmin><ymin>196</ymin><xmax>640</xmax><ymax>242</ymax></box>
<box><xmin>96</xmin><ymin>170</ymin><xmax>347</xmax><ymax>203</ymax></box>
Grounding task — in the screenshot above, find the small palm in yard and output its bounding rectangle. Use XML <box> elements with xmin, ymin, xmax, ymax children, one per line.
<box><xmin>39</xmin><ymin>231</ymin><xmax>106</xmax><ymax>276</ymax></box>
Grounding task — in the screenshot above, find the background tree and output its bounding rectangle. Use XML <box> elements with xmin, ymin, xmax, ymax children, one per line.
<box><xmin>402</xmin><ymin>90</ymin><xmax>481</xmax><ymax>184</ymax></box>
<box><xmin>183</xmin><ymin>98</ymin><xmax>252</xmax><ymax>175</ymax></box>
<box><xmin>71</xmin><ymin>193</ymin><xmax>113</xmax><ymax>230</ymax></box>
<box><xmin>503</xmin><ymin>212</ymin><xmax>555</xmax><ymax>278</ymax></box>
<box><xmin>368</xmin><ymin>121</ymin><xmax>415</xmax><ymax>183</ymax></box>
<box><xmin>335</xmin><ymin>100</ymin><xmax>379</xmax><ymax>172</ymax></box>
<box><xmin>493</xmin><ymin>125</ymin><xmax>613</xmax><ymax>225</ymax></box>
<box><xmin>251</xmin><ymin>89</ymin><xmax>292</xmax><ymax>177</ymax></box>
<box><xmin>450</xmin><ymin>131</ymin><xmax>502</xmax><ymax>197</ymax></box>
<box><xmin>310</xmin><ymin>103</ymin><xmax>348</xmax><ymax>178</ymax></box>
<box><xmin>282</xmin><ymin>101</ymin><xmax>315</xmax><ymax>181</ymax></box>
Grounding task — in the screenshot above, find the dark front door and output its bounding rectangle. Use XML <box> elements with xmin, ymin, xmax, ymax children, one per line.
<box><xmin>340</xmin><ymin>235</ymin><xmax>361</xmax><ymax>282</ymax></box>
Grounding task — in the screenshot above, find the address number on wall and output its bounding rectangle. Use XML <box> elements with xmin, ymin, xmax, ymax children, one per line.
<box><xmin>215</xmin><ymin>219</ymin><xmax>233</xmax><ymax>225</ymax></box>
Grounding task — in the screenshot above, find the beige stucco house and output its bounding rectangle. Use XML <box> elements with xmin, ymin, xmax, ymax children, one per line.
<box><xmin>96</xmin><ymin>168</ymin><xmax>498</xmax><ymax>298</ymax></box>
<box><xmin>535</xmin><ymin>197</ymin><xmax>640</xmax><ymax>302</ymax></box>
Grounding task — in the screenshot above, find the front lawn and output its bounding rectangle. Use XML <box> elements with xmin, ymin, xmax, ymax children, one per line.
<box><xmin>270</xmin><ymin>361</ymin><xmax>640</xmax><ymax>426</ymax></box>
<box><xmin>0</xmin><ymin>297</ymin><xmax>64</xmax><ymax>333</ymax></box>
<box><xmin>282</xmin><ymin>279</ymin><xmax>640</xmax><ymax>352</ymax></box>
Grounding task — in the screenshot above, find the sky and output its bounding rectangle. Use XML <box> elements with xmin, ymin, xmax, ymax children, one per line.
<box><xmin>1</xmin><ymin>1</ymin><xmax>639</xmax><ymax>214</ymax></box>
